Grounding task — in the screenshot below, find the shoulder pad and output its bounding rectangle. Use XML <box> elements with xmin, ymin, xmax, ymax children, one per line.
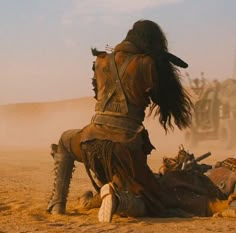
<box><xmin>91</xmin><ymin>48</ymin><xmax>107</xmax><ymax>58</ymax></box>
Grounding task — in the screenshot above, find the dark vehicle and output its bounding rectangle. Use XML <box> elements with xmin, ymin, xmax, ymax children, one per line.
<box><xmin>184</xmin><ymin>79</ymin><xmax>236</xmax><ymax>149</ymax></box>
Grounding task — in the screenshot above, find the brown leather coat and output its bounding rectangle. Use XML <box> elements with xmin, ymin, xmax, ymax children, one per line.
<box><xmin>79</xmin><ymin>41</ymin><xmax>157</xmax><ymax>143</ymax></box>
<box><xmin>95</xmin><ymin>41</ymin><xmax>155</xmax><ymax>114</ymax></box>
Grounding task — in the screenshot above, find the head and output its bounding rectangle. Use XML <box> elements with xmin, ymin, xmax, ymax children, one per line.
<box><xmin>125</xmin><ymin>19</ymin><xmax>167</xmax><ymax>54</ymax></box>
<box><xmin>126</xmin><ymin>20</ymin><xmax>192</xmax><ymax>131</ymax></box>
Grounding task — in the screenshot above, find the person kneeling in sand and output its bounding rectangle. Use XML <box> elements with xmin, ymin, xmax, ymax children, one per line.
<box><xmin>47</xmin><ymin>19</ymin><xmax>236</xmax><ymax>222</ymax></box>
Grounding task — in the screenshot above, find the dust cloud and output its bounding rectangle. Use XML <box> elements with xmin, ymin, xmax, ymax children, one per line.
<box><xmin>0</xmin><ymin>96</ymin><xmax>234</xmax><ymax>163</ymax></box>
<box><xmin>0</xmin><ymin>97</ymin><xmax>95</xmax><ymax>149</ymax></box>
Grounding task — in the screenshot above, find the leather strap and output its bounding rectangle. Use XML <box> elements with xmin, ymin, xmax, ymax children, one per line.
<box><xmin>100</xmin><ymin>53</ymin><xmax>134</xmax><ymax>113</ymax></box>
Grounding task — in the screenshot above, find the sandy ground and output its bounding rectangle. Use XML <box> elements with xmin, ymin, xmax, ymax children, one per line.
<box><xmin>1</xmin><ymin>97</ymin><xmax>236</xmax><ymax>233</ymax></box>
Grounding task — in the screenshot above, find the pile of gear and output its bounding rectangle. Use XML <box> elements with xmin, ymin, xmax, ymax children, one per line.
<box><xmin>158</xmin><ymin>145</ymin><xmax>236</xmax><ymax>216</ymax></box>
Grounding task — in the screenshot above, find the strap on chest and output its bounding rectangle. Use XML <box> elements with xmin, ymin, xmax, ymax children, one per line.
<box><xmin>99</xmin><ymin>53</ymin><xmax>134</xmax><ymax>113</ymax></box>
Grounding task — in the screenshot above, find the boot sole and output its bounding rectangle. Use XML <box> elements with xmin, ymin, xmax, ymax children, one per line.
<box><xmin>98</xmin><ymin>184</ymin><xmax>116</xmax><ymax>222</ymax></box>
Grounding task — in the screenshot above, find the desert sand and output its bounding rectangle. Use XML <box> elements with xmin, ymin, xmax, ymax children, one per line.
<box><xmin>0</xmin><ymin>97</ymin><xmax>236</xmax><ymax>233</ymax></box>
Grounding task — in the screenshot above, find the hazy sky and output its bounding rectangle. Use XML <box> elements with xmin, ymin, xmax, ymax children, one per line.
<box><xmin>1</xmin><ymin>0</ymin><xmax>236</xmax><ymax>104</ymax></box>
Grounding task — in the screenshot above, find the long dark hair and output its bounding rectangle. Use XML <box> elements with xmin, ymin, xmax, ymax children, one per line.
<box><xmin>125</xmin><ymin>20</ymin><xmax>192</xmax><ymax>132</ymax></box>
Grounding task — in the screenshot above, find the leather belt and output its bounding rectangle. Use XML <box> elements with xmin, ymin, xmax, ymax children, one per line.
<box><xmin>91</xmin><ymin>114</ymin><xmax>144</xmax><ymax>133</ymax></box>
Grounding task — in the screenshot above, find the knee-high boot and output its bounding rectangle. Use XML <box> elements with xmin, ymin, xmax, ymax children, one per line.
<box><xmin>116</xmin><ymin>190</ymin><xmax>147</xmax><ymax>218</ymax></box>
<box><xmin>47</xmin><ymin>144</ymin><xmax>75</xmax><ymax>214</ymax></box>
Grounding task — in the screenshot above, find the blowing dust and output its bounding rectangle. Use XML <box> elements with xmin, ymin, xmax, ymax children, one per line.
<box><xmin>0</xmin><ymin>96</ymin><xmax>234</xmax><ymax>166</ymax></box>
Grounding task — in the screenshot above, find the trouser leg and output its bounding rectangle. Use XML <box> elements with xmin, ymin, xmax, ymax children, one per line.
<box><xmin>46</xmin><ymin>142</ymin><xmax>75</xmax><ymax>214</ymax></box>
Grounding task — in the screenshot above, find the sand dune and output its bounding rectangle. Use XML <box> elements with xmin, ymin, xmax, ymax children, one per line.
<box><xmin>1</xmin><ymin>97</ymin><xmax>236</xmax><ymax>232</ymax></box>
